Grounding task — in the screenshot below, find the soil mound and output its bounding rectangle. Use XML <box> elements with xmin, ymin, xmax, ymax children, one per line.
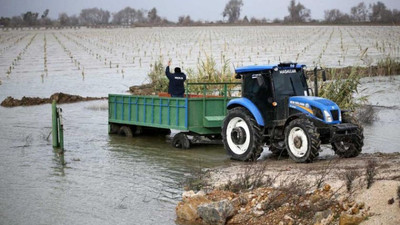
<box><xmin>1</xmin><ymin>92</ymin><xmax>106</xmax><ymax>107</ymax></box>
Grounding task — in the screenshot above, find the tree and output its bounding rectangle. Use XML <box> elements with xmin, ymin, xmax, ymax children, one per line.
<box><xmin>178</xmin><ymin>15</ymin><xmax>193</xmax><ymax>26</ymax></box>
<box><xmin>284</xmin><ymin>0</ymin><xmax>311</xmax><ymax>23</ymax></box>
<box><xmin>369</xmin><ymin>1</ymin><xmax>392</xmax><ymax>22</ymax></box>
<box><xmin>10</xmin><ymin>16</ymin><xmax>23</xmax><ymax>26</ymax></box>
<box><xmin>0</xmin><ymin>17</ymin><xmax>11</xmax><ymax>27</ymax></box>
<box><xmin>112</xmin><ymin>7</ymin><xmax>137</xmax><ymax>25</ymax></box>
<box><xmin>242</xmin><ymin>16</ymin><xmax>249</xmax><ymax>24</ymax></box>
<box><xmin>59</xmin><ymin>13</ymin><xmax>70</xmax><ymax>26</ymax></box>
<box><xmin>148</xmin><ymin>7</ymin><xmax>161</xmax><ymax>24</ymax></box>
<box><xmin>324</xmin><ymin>9</ymin><xmax>350</xmax><ymax>23</ymax></box>
<box><xmin>79</xmin><ymin>8</ymin><xmax>110</xmax><ymax>25</ymax></box>
<box><xmin>41</xmin><ymin>9</ymin><xmax>49</xmax><ymax>19</ymax></box>
<box><xmin>22</xmin><ymin>11</ymin><xmax>39</xmax><ymax>26</ymax></box>
<box><xmin>40</xmin><ymin>9</ymin><xmax>51</xmax><ymax>26</ymax></box>
<box><xmin>350</xmin><ymin>2</ymin><xmax>368</xmax><ymax>22</ymax></box>
<box><xmin>222</xmin><ymin>0</ymin><xmax>243</xmax><ymax>23</ymax></box>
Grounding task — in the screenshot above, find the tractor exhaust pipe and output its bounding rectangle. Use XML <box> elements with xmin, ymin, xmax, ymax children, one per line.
<box><xmin>313</xmin><ymin>67</ymin><xmax>326</xmax><ymax>97</ymax></box>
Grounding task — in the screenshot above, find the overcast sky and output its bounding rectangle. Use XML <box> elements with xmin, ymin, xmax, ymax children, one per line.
<box><xmin>1</xmin><ymin>0</ymin><xmax>399</xmax><ymax>22</ymax></box>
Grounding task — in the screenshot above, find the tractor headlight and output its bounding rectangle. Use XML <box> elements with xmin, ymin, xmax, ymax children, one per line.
<box><xmin>323</xmin><ymin>110</ymin><xmax>333</xmax><ymax>123</ymax></box>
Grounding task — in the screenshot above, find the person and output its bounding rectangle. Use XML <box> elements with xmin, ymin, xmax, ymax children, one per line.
<box><xmin>165</xmin><ymin>60</ymin><xmax>186</xmax><ymax>97</ymax></box>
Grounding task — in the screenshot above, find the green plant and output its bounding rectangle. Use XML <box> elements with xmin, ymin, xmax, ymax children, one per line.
<box><xmin>319</xmin><ymin>67</ymin><xmax>364</xmax><ymax>111</ymax></box>
<box><xmin>344</xmin><ymin>170</ymin><xmax>359</xmax><ymax>193</ymax></box>
<box><xmin>365</xmin><ymin>160</ymin><xmax>377</xmax><ymax>189</ymax></box>
<box><xmin>147</xmin><ymin>57</ymin><xmax>169</xmax><ymax>93</ymax></box>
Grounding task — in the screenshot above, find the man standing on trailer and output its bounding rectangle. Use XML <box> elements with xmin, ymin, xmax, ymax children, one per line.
<box><xmin>166</xmin><ymin>60</ymin><xmax>186</xmax><ymax>97</ymax></box>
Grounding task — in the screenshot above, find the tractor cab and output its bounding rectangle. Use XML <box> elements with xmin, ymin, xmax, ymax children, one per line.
<box><xmin>234</xmin><ymin>62</ymin><xmax>309</xmax><ymax>125</ymax></box>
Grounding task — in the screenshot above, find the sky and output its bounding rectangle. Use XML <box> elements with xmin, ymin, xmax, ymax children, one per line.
<box><xmin>0</xmin><ymin>0</ymin><xmax>399</xmax><ymax>22</ymax></box>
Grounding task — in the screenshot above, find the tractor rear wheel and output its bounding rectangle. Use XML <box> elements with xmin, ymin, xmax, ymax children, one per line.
<box><xmin>222</xmin><ymin>107</ymin><xmax>263</xmax><ymax>161</ymax></box>
<box><xmin>332</xmin><ymin>115</ymin><xmax>363</xmax><ymax>158</ymax></box>
<box><xmin>284</xmin><ymin>118</ymin><xmax>320</xmax><ymax>163</ymax></box>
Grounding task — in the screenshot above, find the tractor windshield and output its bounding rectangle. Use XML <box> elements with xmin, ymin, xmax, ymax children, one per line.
<box><xmin>272</xmin><ymin>70</ymin><xmax>308</xmax><ymax>99</ymax></box>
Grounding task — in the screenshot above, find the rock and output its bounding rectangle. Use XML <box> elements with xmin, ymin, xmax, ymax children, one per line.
<box><xmin>388</xmin><ymin>198</ymin><xmax>394</xmax><ymax>205</ymax></box>
<box><xmin>182</xmin><ymin>190</ymin><xmax>195</xmax><ymax>200</ymax></box>
<box><xmin>311</xmin><ymin>194</ymin><xmax>322</xmax><ymax>203</ymax></box>
<box><xmin>351</xmin><ymin>206</ymin><xmax>359</xmax><ymax>215</ymax></box>
<box><xmin>197</xmin><ymin>199</ymin><xmax>235</xmax><ymax>225</ymax></box>
<box><xmin>358</xmin><ymin>202</ymin><xmax>365</xmax><ymax>209</ymax></box>
<box><xmin>339</xmin><ymin>213</ymin><xmax>365</xmax><ymax>225</ymax></box>
<box><xmin>284</xmin><ymin>214</ymin><xmax>294</xmax><ymax>223</ymax></box>
<box><xmin>232</xmin><ymin>195</ymin><xmax>248</xmax><ymax>208</ymax></box>
<box><xmin>323</xmin><ymin>184</ymin><xmax>331</xmax><ymax>192</ymax></box>
<box><xmin>252</xmin><ymin>210</ymin><xmax>264</xmax><ymax>217</ymax></box>
<box><xmin>176</xmin><ymin>196</ymin><xmax>211</xmax><ymax>223</ymax></box>
<box><xmin>313</xmin><ymin>209</ymin><xmax>332</xmax><ymax>224</ymax></box>
<box><xmin>256</xmin><ymin>203</ymin><xmax>262</xmax><ymax>210</ymax></box>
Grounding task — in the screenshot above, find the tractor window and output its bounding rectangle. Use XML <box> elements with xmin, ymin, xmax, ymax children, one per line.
<box><xmin>272</xmin><ymin>71</ymin><xmax>307</xmax><ymax>99</ymax></box>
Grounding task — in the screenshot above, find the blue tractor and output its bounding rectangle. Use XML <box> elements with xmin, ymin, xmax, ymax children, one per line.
<box><xmin>222</xmin><ymin>62</ymin><xmax>364</xmax><ymax>162</ymax></box>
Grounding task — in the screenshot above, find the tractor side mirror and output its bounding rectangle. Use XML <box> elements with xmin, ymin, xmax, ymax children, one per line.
<box><xmin>322</xmin><ymin>70</ymin><xmax>327</xmax><ymax>81</ymax></box>
<box><xmin>256</xmin><ymin>76</ymin><xmax>265</xmax><ymax>87</ymax></box>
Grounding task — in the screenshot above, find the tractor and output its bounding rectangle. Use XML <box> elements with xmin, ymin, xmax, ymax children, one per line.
<box><xmin>222</xmin><ymin>62</ymin><xmax>364</xmax><ymax>162</ymax></box>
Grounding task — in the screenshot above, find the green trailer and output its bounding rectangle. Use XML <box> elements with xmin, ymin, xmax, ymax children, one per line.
<box><xmin>108</xmin><ymin>82</ymin><xmax>240</xmax><ymax>148</ymax></box>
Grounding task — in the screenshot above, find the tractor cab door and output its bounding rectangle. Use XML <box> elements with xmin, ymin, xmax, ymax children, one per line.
<box><xmin>272</xmin><ymin>70</ymin><xmax>308</xmax><ymax>120</ymax></box>
<box><xmin>242</xmin><ymin>72</ymin><xmax>274</xmax><ymax>126</ymax></box>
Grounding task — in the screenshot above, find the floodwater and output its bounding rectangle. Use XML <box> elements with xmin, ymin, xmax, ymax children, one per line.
<box><xmin>0</xmin><ymin>27</ymin><xmax>400</xmax><ymax>225</ymax></box>
<box><xmin>0</xmin><ymin>101</ymin><xmax>230</xmax><ymax>225</ymax></box>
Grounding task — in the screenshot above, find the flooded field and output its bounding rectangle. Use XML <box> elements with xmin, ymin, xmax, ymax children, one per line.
<box><xmin>0</xmin><ymin>26</ymin><xmax>400</xmax><ymax>224</ymax></box>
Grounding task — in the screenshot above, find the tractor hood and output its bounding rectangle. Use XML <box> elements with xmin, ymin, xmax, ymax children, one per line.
<box><xmin>289</xmin><ymin>96</ymin><xmax>341</xmax><ymax>124</ymax></box>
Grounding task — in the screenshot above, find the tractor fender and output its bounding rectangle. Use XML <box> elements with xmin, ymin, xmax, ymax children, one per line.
<box><xmin>227</xmin><ymin>98</ymin><xmax>264</xmax><ymax>126</ymax></box>
<box><xmin>284</xmin><ymin>113</ymin><xmax>310</xmax><ymax>128</ymax></box>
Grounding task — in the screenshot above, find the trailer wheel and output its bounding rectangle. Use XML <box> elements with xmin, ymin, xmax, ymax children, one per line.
<box><xmin>285</xmin><ymin>118</ymin><xmax>320</xmax><ymax>163</ymax></box>
<box><xmin>269</xmin><ymin>141</ymin><xmax>288</xmax><ymax>157</ymax></box>
<box><xmin>109</xmin><ymin>123</ymin><xmax>120</xmax><ymax>134</ymax></box>
<box><xmin>172</xmin><ymin>133</ymin><xmax>191</xmax><ymax>149</ymax></box>
<box><xmin>222</xmin><ymin>107</ymin><xmax>263</xmax><ymax>161</ymax></box>
<box><xmin>332</xmin><ymin>115</ymin><xmax>364</xmax><ymax>158</ymax></box>
<box><xmin>118</xmin><ymin>126</ymin><xmax>133</xmax><ymax>137</ymax></box>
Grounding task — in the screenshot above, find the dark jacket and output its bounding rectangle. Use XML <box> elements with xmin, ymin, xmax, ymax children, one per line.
<box><xmin>165</xmin><ymin>66</ymin><xmax>186</xmax><ymax>96</ymax></box>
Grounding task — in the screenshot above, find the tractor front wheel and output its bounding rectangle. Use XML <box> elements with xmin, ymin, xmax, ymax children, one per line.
<box><xmin>284</xmin><ymin>118</ymin><xmax>320</xmax><ymax>163</ymax></box>
<box><xmin>222</xmin><ymin>107</ymin><xmax>263</xmax><ymax>161</ymax></box>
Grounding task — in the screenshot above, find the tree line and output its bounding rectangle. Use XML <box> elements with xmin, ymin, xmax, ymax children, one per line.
<box><xmin>0</xmin><ymin>0</ymin><xmax>399</xmax><ymax>28</ymax></box>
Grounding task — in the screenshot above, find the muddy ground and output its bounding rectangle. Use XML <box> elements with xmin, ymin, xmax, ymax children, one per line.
<box><xmin>0</xmin><ymin>92</ymin><xmax>106</xmax><ymax>107</ymax></box>
<box><xmin>177</xmin><ymin>153</ymin><xmax>400</xmax><ymax>225</ymax></box>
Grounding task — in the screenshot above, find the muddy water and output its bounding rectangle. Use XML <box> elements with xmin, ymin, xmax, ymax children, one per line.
<box><xmin>0</xmin><ymin>101</ymin><xmax>230</xmax><ymax>225</ymax></box>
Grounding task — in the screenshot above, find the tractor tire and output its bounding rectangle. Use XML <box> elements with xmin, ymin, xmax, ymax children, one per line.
<box><xmin>332</xmin><ymin>115</ymin><xmax>364</xmax><ymax>158</ymax></box>
<box><xmin>222</xmin><ymin>107</ymin><xmax>263</xmax><ymax>161</ymax></box>
<box><xmin>284</xmin><ymin>118</ymin><xmax>320</xmax><ymax>163</ymax></box>
<box><xmin>269</xmin><ymin>141</ymin><xmax>288</xmax><ymax>157</ymax></box>
<box><xmin>172</xmin><ymin>133</ymin><xmax>191</xmax><ymax>149</ymax></box>
<box><xmin>118</xmin><ymin>126</ymin><xmax>133</xmax><ymax>137</ymax></box>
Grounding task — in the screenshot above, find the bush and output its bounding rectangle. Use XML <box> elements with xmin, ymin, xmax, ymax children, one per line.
<box><xmin>319</xmin><ymin>67</ymin><xmax>364</xmax><ymax>111</ymax></box>
<box><xmin>365</xmin><ymin>160</ymin><xmax>378</xmax><ymax>189</ymax></box>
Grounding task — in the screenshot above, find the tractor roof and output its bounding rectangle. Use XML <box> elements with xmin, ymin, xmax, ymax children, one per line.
<box><xmin>235</xmin><ymin>63</ymin><xmax>305</xmax><ymax>74</ymax></box>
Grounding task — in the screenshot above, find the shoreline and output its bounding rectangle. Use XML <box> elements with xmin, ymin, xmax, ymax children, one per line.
<box><xmin>177</xmin><ymin>152</ymin><xmax>400</xmax><ymax>225</ymax></box>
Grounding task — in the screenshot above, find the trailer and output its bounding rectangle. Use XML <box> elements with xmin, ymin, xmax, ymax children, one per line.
<box><xmin>108</xmin><ymin>82</ymin><xmax>241</xmax><ymax>148</ymax></box>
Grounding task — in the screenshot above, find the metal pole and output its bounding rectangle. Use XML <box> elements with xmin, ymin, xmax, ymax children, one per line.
<box><xmin>58</xmin><ymin>108</ymin><xmax>64</xmax><ymax>151</ymax></box>
<box><xmin>52</xmin><ymin>100</ymin><xmax>59</xmax><ymax>148</ymax></box>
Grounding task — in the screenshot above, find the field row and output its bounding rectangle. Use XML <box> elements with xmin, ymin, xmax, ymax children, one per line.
<box><xmin>0</xmin><ymin>26</ymin><xmax>399</xmax><ymax>98</ymax></box>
